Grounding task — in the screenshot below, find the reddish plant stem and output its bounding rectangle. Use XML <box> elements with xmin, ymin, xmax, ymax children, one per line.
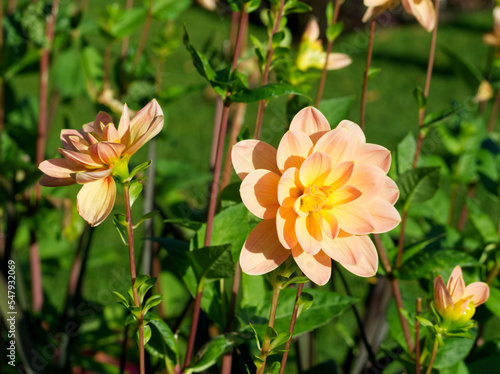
<box><xmin>132</xmin><ymin>0</ymin><xmax>154</xmax><ymax>69</ymax></box>
<box><xmin>315</xmin><ymin>0</ymin><xmax>342</xmax><ymax>107</ymax></box>
<box><xmin>395</xmin><ymin>208</ymin><xmax>408</xmax><ymax>269</ymax></box>
<box><xmin>29</xmin><ymin>231</ymin><xmax>43</xmax><ymax>312</ymax></box>
<box><xmin>7</xmin><ymin>0</ymin><xmax>16</xmax><ymax>14</ymax></box>
<box><xmin>123</xmin><ymin>184</ymin><xmax>145</xmax><ymax>374</ymax></box>
<box><xmin>373</xmin><ymin>234</ymin><xmax>414</xmax><ymax>354</ymax></box>
<box><xmin>210</xmin><ymin>98</ymin><xmax>224</xmax><ymax>170</ymax></box>
<box><xmin>359</xmin><ymin>19</ymin><xmax>376</xmax><ymax>130</ymax></box>
<box><xmin>415</xmin><ymin>298</ymin><xmax>422</xmax><ymax>374</ymax></box>
<box><xmin>185</xmin><ymin>9</ymin><xmax>248</xmax><ymax>371</ymax></box>
<box><xmin>121</xmin><ymin>0</ymin><xmax>134</xmax><ymax>60</ymax></box>
<box><xmin>253</xmin><ymin>0</ymin><xmax>286</xmax><ymax>139</ymax></box>
<box><xmin>425</xmin><ymin>338</ymin><xmax>439</xmax><ymax>374</ymax></box>
<box><xmin>220</xmin><ymin>102</ymin><xmax>246</xmax><ymax>190</ymax></box>
<box><xmin>257</xmin><ymin>284</ymin><xmax>281</xmax><ymax>374</ymax></box>
<box><xmin>279</xmin><ymin>283</ymin><xmax>304</xmax><ymax>374</ymax></box>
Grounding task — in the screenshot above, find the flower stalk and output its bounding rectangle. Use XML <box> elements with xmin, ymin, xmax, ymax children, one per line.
<box><xmin>360</xmin><ymin>19</ymin><xmax>376</xmax><ymax>130</ymax></box>
<box><xmin>279</xmin><ymin>283</ymin><xmax>304</xmax><ymax>374</ymax></box>
<box><xmin>425</xmin><ymin>337</ymin><xmax>439</xmax><ymax>374</ymax></box>
<box><xmin>256</xmin><ymin>282</ymin><xmax>281</xmax><ymax>374</ymax></box>
<box><xmin>415</xmin><ymin>298</ymin><xmax>422</xmax><ymax>374</ymax></box>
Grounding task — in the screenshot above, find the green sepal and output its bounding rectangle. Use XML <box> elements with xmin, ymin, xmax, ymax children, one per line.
<box><xmin>297</xmin><ymin>291</ymin><xmax>314</xmax><ymax>317</ymax></box>
<box><xmin>269</xmin><ymin>331</ymin><xmax>291</xmax><ymax>351</ymax></box>
<box><xmin>133</xmin><ymin>210</ymin><xmax>160</xmax><ymax>229</ymax></box>
<box><xmin>129</xmin><ymin>160</ymin><xmax>152</xmax><ymax>180</ymax></box>
<box><xmin>413</xmin><ymin>85</ymin><xmax>427</xmax><ymax>110</ymax></box>
<box><xmin>129</xmin><ymin>179</ymin><xmax>143</xmax><ymax>207</ymax></box>
<box><xmin>113</xmin><ymin>214</ymin><xmax>128</xmax><ymax>245</ymax></box>
<box><xmin>326</xmin><ymin>22</ymin><xmax>343</xmax><ymax>43</ymax></box>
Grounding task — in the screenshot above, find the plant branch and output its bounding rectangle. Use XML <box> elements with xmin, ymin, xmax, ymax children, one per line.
<box><xmin>132</xmin><ymin>0</ymin><xmax>154</xmax><ymax>69</ymax></box>
<box><xmin>425</xmin><ymin>337</ymin><xmax>439</xmax><ymax>374</ymax></box>
<box><xmin>359</xmin><ymin>18</ymin><xmax>376</xmax><ymax>130</ymax></box>
<box><xmin>257</xmin><ymin>283</ymin><xmax>281</xmax><ymax>374</ymax></box>
<box><xmin>279</xmin><ymin>283</ymin><xmax>304</xmax><ymax>374</ymax></box>
<box><xmin>415</xmin><ymin>298</ymin><xmax>422</xmax><ymax>374</ymax></box>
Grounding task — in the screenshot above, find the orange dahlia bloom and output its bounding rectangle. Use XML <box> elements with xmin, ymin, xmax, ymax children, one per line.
<box><xmin>232</xmin><ymin>107</ymin><xmax>400</xmax><ymax>285</ymax></box>
<box><xmin>39</xmin><ymin>99</ymin><xmax>164</xmax><ymax>227</ymax></box>
<box><xmin>434</xmin><ymin>266</ymin><xmax>489</xmax><ymax>325</ymax></box>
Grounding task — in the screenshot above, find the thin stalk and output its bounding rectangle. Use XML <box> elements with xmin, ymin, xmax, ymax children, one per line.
<box><xmin>415</xmin><ymin>298</ymin><xmax>422</xmax><ymax>374</ymax></box>
<box><xmin>221</xmin><ymin>102</ymin><xmax>246</xmax><ymax>190</ymax></box>
<box><xmin>257</xmin><ymin>284</ymin><xmax>281</xmax><ymax>374</ymax></box>
<box><xmin>120</xmin><ymin>0</ymin><xmax>134</xmax><ymax>59</ymax></box>
<box><xmin>29</xmin><ymin>230</ymin><xmax>43</xmax><ymax>312</ymax></box>
<box><xmin>123</xmin><ymin>184</ymin><xmax>145</xmax><ymax>374</ymax></box>
<box><xmin>185</xmin><ymin>9</ymin><xmax>248</xmax><ymax>371</ymax></box>
<box><xmin>359</xmin><ymin>19</ymin><xmax>376</xmax><ymax>130</ymax></box>
<box><xmin>487</xmin><ymin>79</ymin><xmax>500</xmax><ymax>132</ymax></box>
<box><xmin>425</xmin><ymin>337</ymin><xmax>439</xmax><ymax>374</ymax></box>
<box><xmin>102</xmin><ymin>43</ymin><xmax>112</xmax><ymax>91</ymax></box>
<box><xmin>253</xmin><ymin>0</ymin><xmax>286</xmax><ymax>139</ymax></box>
<box><xmin>132</xmin><ymin>0</ymin><xmax>154</xmax><ymax>69</ymax></box>
<box><xmin>396</xmin><ymin>0</ymin><xmax>439</xmax><ymax>270</ymax></box>
<box><xmin>373</xmin><ymin>234</ymin><xmax>414</xmax><ymax>354</ymax></box>
<box><xmin>279</xmin><ymin>283</ymin><xmax>304</xmax><ymax>374</ymax></box>
<box><xmin>315</xmin><ymin>0</ymin><xmax>342</xmax><ymax>107</ymax></box>
<box><xmin>7</xmin><ymin>0</ymin><xmax>16</xmax><ymax>14</ymax></box>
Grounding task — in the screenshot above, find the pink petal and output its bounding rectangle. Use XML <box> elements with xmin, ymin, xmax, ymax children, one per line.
<box><xmin>295</xmin><ymin>214</ymin><xmax>323</xmax><ymax>255</ymax></box>
<box><xmin>336</xmin><ymin>120</ymin><xmax>366</xmax><ymax>144</ymax></box>
<box><xmin>446</xmin><ymin>266</ymin><xmax>465</xmax><ymax>302</ymax></box>
<box><xmin>278</xmin><ymin>167</ymin><xmax>303</xmax><ymax>208</ymax></box>
<box><xmin>331</xmin><ymin>235</ymin><xmax>378</xmax><ymax>277</ymax></box>
<box><xmin>232</xmin><ymin>140</ymin><xmax>280</xmax><ymax>180</ymax></box>
<box><xmin>302</xmin><ymin>19</ymin><xmax>320</xmax><ymax>43</ymax></box>
<box><xmin>277</xmin><ymin>130</ymin><xmax>313</xmax><ymax>173</ymax></box>
<box><xmin>378</xmin><ymin>177</ymin><xmax>399</xmax><ymax>204</ymax></box>
<box><xmin>89</xmin><ymin>142</ymin><xmax>126</xmax><ymax>165</ymax></box>
<box><xmin>347</xmin><ymin>163</ymin><xmax>386</xmax><ymax>202</ymax></box>
<box><xmin>331</xmin><ymin>204</ymin><xmax>375</xmax><ymax>235</ymax></box>
<box><xmin>117</xmin><ymin>103</ymin><xmax>131</xmax><ymax>139</ymax></box>
<box><xmin>320</xmin><ymin>210</ymin><xmax>339</xmax><ymax>240</ymax></box>
<box><xmin>276</xmin><ymin>206</ymin><xmax>298</xmax><ymax>249</ymax></box>
<box><xmin>124</xmin><ymin>115</ymin><xmax>164</xmax><ymax>156</ymax></box>
<box><xmin>321</xmin><ymin>235</ymin><xmax>357</xmax><ymax>266</ymax></box>
<box><xmin>354</xmin><ymin>143</ymin><xmax>391</xmax><ymax>173</ymax></box>
<box><xmin>240</xmin><ymin>219</ymin><xmax>290</xmax><ymax>275</ymax></box>
<box><xmin>126</xmin><ymin>99</ymin><xmax>163</xmax><ymax>151</ymax></box>
<box><xmin>408</xmin><ymin>0</ymin><xmax>436</xmax><ymax>32</ymax></box>
<box><xmin>93</xmin><ymin>112</ymin><xmax>114</xmax><ymax>138</ymax></box>
<box><xmin>76</xmin><ymin>176</ymin><xmax>116</xmax><ymax>227</ymax></box>
<box><xmin>313</xmin><ymin>128</ymin><xmax>354</xmax><ymax>167</ymax></box>
<box><xmin>240</xmin><ymin>170</ymin><xmax>281</xmax><ymax>219</ymax></box>
<box><xmin>326</xmin><ymin>53</ymin><xmax>352</xmax><ymax>70</ymax></box>
<box><xmin>289</xmin><ymin>107</ymin><xmax>330</xmax><ymax>143</ymax></box>
<box><xmin>39</xmin><ymin>174</ymin><xmax>75</xmax><ymax>187</ymax></box>
<box><xmin>292</xmin><ymin>246</ymin><xmax>331</xmax><ymax>286</ymax></box>
<box><xmin>330</xmin><ymin>185</ymin><xmax>363</xmax><ymax>205</ymax></box>
<box><xmin>103</xmin><ymin>123</ymin><xmax>120</xmax><ymax>142</ymax></box>
<box><xmin>61</xmin><ymin>129</ymin><xmax>86</xmax><ymax>151</ymax></box>
<box><xmin>463</xmin><ymin>282</ymin><xmax>490</xmax><ymax>307</ymax></box>
<box><xmin>323</xmin><ymin>161</ymin><xmax>354</xmax><ymax>189</ymax></box>
<box><xmin>364</xmin><ymin>0</ymin><xmax>390</xmax><ymax>5</ymax></box>
<box><xmin>364</xmin><ymin>197</ymin><xmax>401</xmax><ymax>233</ymax></box>
<box><xmin>434</xmin><ymin>275</ymin><xmax>454</xmax><ymax>313</ymax></box>
<box><xmin>39</xmin><ymin>158</ymin><xmax>87</xmax><ymax>179</ymax></box>
<box><xmin>59</xmin><ymin>148</ymin><xmax>103</xmax><ymax>168</ymax></box>
<box><xmin>74</xmin><ymin>168</ymin><xmax>113</xmax><ymax>184</ymax></box>
<box><xmin>299</xmin><ymin>152</ymin><xmax>332</xmax><ymax>187</ymax></box>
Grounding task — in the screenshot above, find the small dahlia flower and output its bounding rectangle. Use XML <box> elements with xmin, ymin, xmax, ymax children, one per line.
<box><xmin>363</xmin><ymin>0</ymin><xmax>436</xmax><ymax>32</ymax></box>
<box><xmin>434</xmin><ymin>266</ymin><xmax>489</xmax><ymax>326</ymax></box>
<box><xmin>39</xmin><ymin>100</ymin><xmax>164</xmax><ymax>226</ymax></box>
<box><xmin>296</xmin><ymin>19</ymin><xmax>351</xmax><ymax>72</ymax></box>
<box><xmin>232</xmin><ymin>107</ymin><xmax>400</xmax><ymax>285</ymax></box>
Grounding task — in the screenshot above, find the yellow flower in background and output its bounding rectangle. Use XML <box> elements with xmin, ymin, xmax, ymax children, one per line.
<box><xmin>434</xmin><ymin>266</ymin><xmax>489</xmax><ymax>326</ymax></box>
<box><xmin>232</xmin><ymin>107</ymin><xmax>400</xmax><ymax>285</ymax></box>
<box><xmin>484</xmin><ymin>7</ymin><xmax>500</xmax><ymax>48</ymax></box>
<box><xmin>296</xmin><ymin>19</ymin><xmax>351</xmax><ymax>72</ymax></box>
<box><xmin>363</xmin><ymin>0</ymin><xmax>436</xmax><ymax>32</ymax></box>
<box><xmin>39</xmin><ymin>100</ymin><xmax>164</xmax><ymax>226</ymax></box>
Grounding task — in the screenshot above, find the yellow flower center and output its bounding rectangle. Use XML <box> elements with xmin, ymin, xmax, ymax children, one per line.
<box><xmin>442</xmin><ymin>299</ymin><xmax>476</xmax><ymax>325</ymax></box>
<box><xmin>298</xmin><ymin>185</ymin><xmax>333</xmax><ymax>214</ymax></box>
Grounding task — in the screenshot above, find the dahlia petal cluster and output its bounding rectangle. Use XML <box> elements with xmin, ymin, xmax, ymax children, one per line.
<box><xmin>232</xmin><ymin>107</ymin><xmax>400</xmax><ymax>285</ymax></box>
<box><xmin>39</xmin><ymin>99</ymin><xmax>164</xmax><ymax>227</ymax></box>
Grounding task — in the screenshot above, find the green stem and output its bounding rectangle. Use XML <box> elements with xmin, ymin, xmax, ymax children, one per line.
<box><xmin>279</xmin><ymin>283</ymin><xmax>304</xmax><ymax>374</ymax></box>
<box><xmin>256</xmin><ymin>283</ymin><xmax>281</xmax><ymax>374</ymax></box>
<box><xmin>425</xmin><ymin>337</ymin><xmax>439</xmax><ymax>374</ymax></box>
<box><xmin>123</xmin><ymin>184</ymin><xmax>145</xmax><ymax>374</ymax></box>
<box><xmin>415</xmin><ymin>298</ymin><xmax>422</xmax><ymax>374</ymax></box>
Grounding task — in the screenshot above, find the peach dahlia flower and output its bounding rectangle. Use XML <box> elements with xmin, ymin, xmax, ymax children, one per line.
<box><xmin>232</xmin><ymin>107</ymin><xmax>400</xmax><ymax>285</ymax></box>
<box><xmin>39</xmin><ymin>100</ymin><xmax>164</xmax><ymax>227</ymax></box>
<box><xmin>434</xmin><ymin>266</ymin><xmax>489</xmax><ymax>325</ymax></box>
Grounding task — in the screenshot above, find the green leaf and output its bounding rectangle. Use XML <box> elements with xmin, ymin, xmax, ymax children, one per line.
<box><xmin>146</xmin><ymin>316</ymin><xmax>179</xmax><ymax>368</ymax></box>
<box><xmin>367</xmin><ymin>67</ymin><xmax>381</xmax><ymax>80</ymax></box>
<box><xmin>281</xmin><ymin>276</ymin><xmax>309</xmax><ymax>289</ymax></box>
<box><xmin>153</xmin><ymin>0</ymin><xmax>192</xmax><ymax>21</ymax></box>
<box><xmin>326</xmin><ymin>22</ymin><xmax>343</xmax><ymax>43</ymax></box>
<box><xmin>188</xmin><ymin>244</ymin><xmax>234</xmax><ymax>286</ymax></box>
<box><xmin>455</xmin><ymin>152</ymin><xmax>478</xmax><ymax>183</ymax></box>
<box><xmin>413</xmin><ymin>86</ymin><xmax>427</xmax><ymax>110</ymax></box>
<box><xmin>269</xmin><ymin>331</ymin><xmax>291</xmax><ymax>351</ymax></box>
<box><xmin>466</xmin><ymin>198</ymin><xmax>499</xmax><ymax>244</ymax></box>
<box><xmin>265</xmin><ymin>362</ymin><xmax>281</xmax><ymax>374</ymax></box>
<box><xmin>130</xmin><ymin>160</ymin><xmax>152</xmax><ymax>179</ymax></box>
<box><xmin>112</xmin><ymin>291</ymin><xmax>130</xmax><ymax>307</ymax></box>
<box><xmin>81</xmin><ymin>45</ymin><xmax>104</xmax><ymax>91</ymax></box>
<box><xmin>134</xmin><ymin>274</ymin><xmax>151</xmax><ymax>289</ymax></box>
<box><xmin>183</xmin><ymin>25</ymin><xmax>216</xmax><ymax>82</ymax></box>
<box><xmin>142</xmin><ymin>324</ymin><xmax>152</xmax><ymax>346</ymax></box>
<box><xmin>485</xmin><ymin>286</ymin><xmax>500</xmax><ymax>318</ymax></box>
<box><xmin>110</xmin><ymin>8</ymin><xmax>147</xmax><ymax>38</ymax></box>
<box><xmin>423</xmin><ymin>106</ymin><xmax>462</xmax><ymax>127</ymax></box>
<box><xmin>113</xmin><ymin>214</ymin><xmax>128</xmax><ymax>245</ymax></box>
<box><xmin>272</xmin><ymin>30</ymin><xmax>286</xmax><ymax>47</ymax></box>
<box><xmin>433</xmin><ymin>332</ymin><xmax>477</xmax><ymax>369</ymax></box>
<box><xmin>438</xmin><ymin>361</ymin><xmax>469</xmax><ymax>374</ymax></box>
<box><xmin>53</xmin><ymin>48</ymin><xmax>86</xmax><ymax>98</ymax></box>
<box><xmin>143</xmin><ymin>294</ymin><xmax>163</xmax><ymax>316</ymax></box>
<box><xmin>318</xmin><ymin>96</ymin><xmax>354</xmax><ymax>126</ymax></box>
<box><xmin>138</xmin><ymin>277</ymin><xmax>157</xmax><ymax>304</ymax></box>
<box><xmin>326</xmin><ymin>2</ymin><xmax>334</xmax><ymax>27</ymax></box>
<box><xmin>129</xmin><ymin>180</ymin><xmax>143</xmax><ymax>207</ymax></box>
<box><xmin>134</xmin><ymin>211</ymin><xmax>159</xmax><ymax>229</ymax></box>
<box><xmin>186</xmin><ymin>335</ymin><xmax>235</xmax><ymax>373</ymax></box>
<box><xmin>397</xmin><ymin>167</ymin><xmax>440</xmax><ymax>210</ymax></box>
<box><xmin>415</xmin><ymin>315</ymin><xmax>434</xmax><ymax>328</ymax></box>
<box><xmin>395</xmin><ymin>132</ymin><xmax>417</xmax><ymax>175</ymax></box>
<box><xmin>230</xmin><ymin>83</ymin><xmax>307</xmax><ymax>103</ymax></box>
<box><xmin>442</xmin><ymin>47</ymin><xmax>483</xmax><ymax>92</ymax></box>
<box><xmin>297</xmin><ymin>291</ymin><xmax>314</xmax><ymax>317</ymax></box>
<box><xmin>398</xmin><ymin>249</ymin><xmax>479</xmax><ymax>281</ymax></box>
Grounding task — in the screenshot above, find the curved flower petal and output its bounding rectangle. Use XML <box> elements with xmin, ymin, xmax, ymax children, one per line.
<box><xmin>326</xmin><ymin>53</ymin><xmax>352</xmax><ymax>70</ymax></box>
<box><xmin>103</xmin><ymin>123</ymin><xmax>120</xmax><ymax>142</ymax></box>
<box><xmin>332</xmin><ymin>235</ymin><xmax>378</xmax><ymax>277</ymax></box>
<box><xmin>127</xmin><ymin>99</ymin><xmax>163</xmax><ymax>148</ymax></box>
<box><xmin>336</xmin><ymin>120</ymin><xmax>366</xmax><ymax>144</ymax></box>
<box><xmin>61</xmin><ymin>129</ymin><xmax>87</xmax><ymax>151</ymax></box>
<box><xmin>299</xmin><ymin>152</ymin><xmax>332</xmax><ymax>187</ymax></box>
<box><xmin>240</xmin><ymin>170</ymin><xmax>281</xmax><ymax>219</ymax></box>
<box><xmin>74</xmin><ymin>168</ymin><xmax>113</xmax><ymax>184</ymax></box>
<box><xmin>313</xmin><ymin>128</ymin><xmax>354</xmax><ymax>166</ymax></box>
<box><xmin>354</xmin><ymin>143</ymin><xmax>391</xmax><ymax>173</ymax></box>
<box><xmin>434</xmin><ymin>275</ymin><xmax>454</xmax><ymax>313</ymax></box>
<box><xmin>331</xmin><ymin>204</ymin><xmax>375</xmax><ymax>235</ymax></box>
<box><xmin>378</xmin><ymin>177</ymin><xmax>399</xmax><ymax>204</ymax></box>
<box><xmin>232</xmin><ymin>140</ymin><xmax>280</xmax><ymax>179</ymax></box>
<box><xmin>295</xmin><ymin>213</ymin><xmax>323</xmax><ymax>255</ymax></box>
<box><xmin>291</xmin><ymin>246</ymin><xmax>331</xmax><ymax>285</ymax></box>
<box><xmin>330</xmin><ymin>185</ymin><xmax>362</xmax><ymax>205</ymax></box>
<box><xmin>276</xmin><ymin>206</ymin><xmax>298</xmax><ymax>249</ymax></box>
<box><xmin>364</xmin><ymin>197</ymin><xmax>401</xmax><ymax>233</ymax></box>
<box><xmin>320</xmin><ymin>210</ymin><xmax>339</xmax><ymax>240</ymax></box>
<box><xmin>408</xmin><ymin>0</ymin><xmax>436</xmax><ymax>32</ymax></box>
<box><xmin>39</xmin><ymin>158</ymin><xmax>87</xmax><ymax>179</ymax></box>
<box><xmin>117</xmin><ymin>103</ymin><xmax>131</xmax><ymax>140</ymax></box>
<box><xmin>323</xmin><ymin>161</ymin><xmax>354</xmax><ymax>189</ymax></box>
<box><xmin>89</xmin><ymin>142</ymin><xmax>126</xmax><ymax>164</ymax></box>
<box><xmin>240</xmin><ymin>219</ymin><xmax>290</xmax><ymax>275</ymax></box>
<box><xmin>59</xmin><ymin>148</ymin><xmax>103</xmax><ymax>168</ymax></box>
<box><xmin>289</xmin><ymin>106</ymin><xmax>330</xmax><ymax>142</ymax></box>
<box><xmin>302</xmin><ymin>19</ymin><xmax>320</xmax><ymax>43</ymax></box>
<box><xmin>93</xmin><ymin>112</ymin><xmax>114</xmax><ymax>138</ymax></box>
<box><xmin>125</xmin><ymin>115</ymin><xmax>164</xmax><ymax>156</ymax></box>
<box><xmin>364</xmin><ymin>0</ymin><xmax>390</xmax><ymax>6</ymax></box>
<box><xmin>277</xmin><ymin>130</ymin><xmax>313</xmax><ymax>173</ymax></box>
<box><xmin>278</xmin><ymin>167</ymin><xmax>303</xmax><ymax>208</ymax></box>
<box><xmin>347</xmin><ymin>163</ymin><xmax>386</xmax><ymax>202</ymax></box>
<box><xmin>76</xmin><ymin>176</ymin><xmax>116</xmax><ymax>227</ymax></box>
<box><xmin>463</xmin><ymin>282</ymin><xmax>490</xmax><ymax>307</ymax></box>
<box><xmin>321</xmin><ymin>235</ymin><xmax>357</xmax><ymax>266</ymax></box>
<box><xmin>447</xmin><ymin>266</ymin><xmax>465</xmax><ymax>302</ymax></box>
